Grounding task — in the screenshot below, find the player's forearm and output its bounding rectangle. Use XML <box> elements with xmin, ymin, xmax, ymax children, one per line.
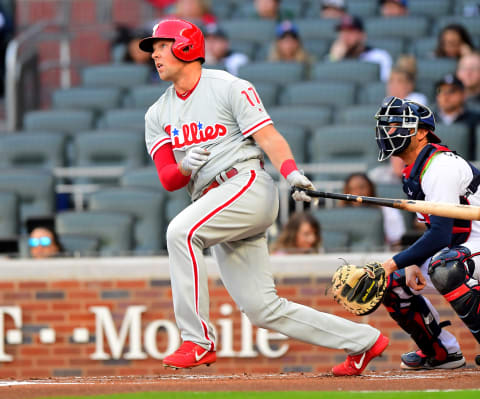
<box><xmin>253</xmin><ymin>126</ymin><xmax>296</xmax><ymax>173</ymax></box>
<box><xmin>153</xmin><ymin>145</ymin><xmax>191</xmax><ymax>191</ymax></box>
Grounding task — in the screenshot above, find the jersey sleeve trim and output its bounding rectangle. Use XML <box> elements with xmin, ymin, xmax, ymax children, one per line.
<box><xmin>242</xmin><ymin>118</ymin><xmax>272</xmax><ymax>137</ymax></box>
<box><xmin>149</xmin><ymin>137</ymin><xmax>172</xmax><ymax>159</ymax></box>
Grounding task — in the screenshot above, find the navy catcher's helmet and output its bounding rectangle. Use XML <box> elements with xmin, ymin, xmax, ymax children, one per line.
<box><xmin>374</xmin><ymin>96</ymin><xmax>439</xmax><ymax>161</ymax></box>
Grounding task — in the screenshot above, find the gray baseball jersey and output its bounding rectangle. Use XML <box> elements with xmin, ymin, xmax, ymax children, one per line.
<box><xmin>146</xmin><ymin>68</ymin><xmax>380</xmax><ymax>355</ymax></box>
<box><xmin>145</xmin><ymin>69</ymin><xmax>271</xmax><ymax>200</ymax></box>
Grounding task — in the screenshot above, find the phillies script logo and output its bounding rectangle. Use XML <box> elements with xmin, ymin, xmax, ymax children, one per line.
<box><xmin>165</xmin><ymin>121</ymin><xmax>227</xmax><ymax>149</ymax></box>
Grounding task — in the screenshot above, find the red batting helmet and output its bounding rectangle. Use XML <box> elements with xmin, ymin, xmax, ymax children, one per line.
<box><xmin>139</xmin><ymin>18</ymin><xmax>205</xmax><ymax>63</ymax></box>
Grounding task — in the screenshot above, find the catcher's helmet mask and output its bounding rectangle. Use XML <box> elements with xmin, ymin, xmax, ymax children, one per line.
<box><xmin>375</xmin><ymin>96</ymin><xmax>438</xmax><ymax>161</ymax></box>
<box><xmin>139</xmin><ymin>18</ymin><xmax>205</xmax><ymax>64</ymax></box>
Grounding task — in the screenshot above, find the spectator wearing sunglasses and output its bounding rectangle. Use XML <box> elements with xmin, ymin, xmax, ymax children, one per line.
<box><xmin>26</xmin><ymin>216</ymin><xmax>63</xmax><ymax>259</ymax></box>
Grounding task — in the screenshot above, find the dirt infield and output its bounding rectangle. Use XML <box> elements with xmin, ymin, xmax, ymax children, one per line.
<box><xmin>0</xmin><ymin>369</ymin><xmax>479</xmax><ymax>399</ymax></box>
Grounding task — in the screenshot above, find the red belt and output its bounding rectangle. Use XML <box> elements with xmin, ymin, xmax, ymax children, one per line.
<box><xmin>202</xmin><ymin>168</ymin><xmax>238</xmax><ymax>197</ymax></box>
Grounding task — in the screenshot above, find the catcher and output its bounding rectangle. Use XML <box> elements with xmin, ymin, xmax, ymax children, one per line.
<box><xmin>335</xmin><ymin>96</ymin><xmax>480</xmax><ymax>369</ymax></box>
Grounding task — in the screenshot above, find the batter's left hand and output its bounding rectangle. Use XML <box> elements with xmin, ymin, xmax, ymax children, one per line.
<box><xmin>287</xmin><ymin>170</ymin><xmax>316</xmax><ymax>203</ymax></box>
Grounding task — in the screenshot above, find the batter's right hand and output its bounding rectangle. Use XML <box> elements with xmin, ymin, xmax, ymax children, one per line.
<box><xmin>181</xmin><ymin>147</ymin><xmax>210</xmax><ymax>174</ymax></box>
<box><xmin>287</xmin><ymin>170</ymin><xmax>316</xmax><ymax>203</ymax></box>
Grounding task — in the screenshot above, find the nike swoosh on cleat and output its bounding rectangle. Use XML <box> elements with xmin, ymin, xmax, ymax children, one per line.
<box><xmin>354</xmin><ymin>353</ymin><xmax>366</xmax><ymax>369</ymax></box>
<box><xmin>195</xmin><ymin>350</ymin><xmax>208</xmax><ymax>362</ymax></box>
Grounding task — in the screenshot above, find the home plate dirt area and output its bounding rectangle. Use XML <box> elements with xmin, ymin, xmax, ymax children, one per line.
<box><xmin>0</xmin><ymin>369</ymin><xmax>479</xmax><ymax>399</ymax></box>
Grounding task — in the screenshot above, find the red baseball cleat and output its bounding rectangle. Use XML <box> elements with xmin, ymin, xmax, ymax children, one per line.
<box><xmin>332</xmin><ymin>334</ymin><xmax>389</xmax><ymax>376</ymax></box>
<box><xmin>163</xmin><ymin>341</ymin><xmax>216</xmax><ymax>369</ymax></box>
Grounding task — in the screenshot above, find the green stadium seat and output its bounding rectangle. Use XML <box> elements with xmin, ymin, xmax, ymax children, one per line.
<box><xmin>97</xmin><ymin>108</ymin><xmax>146</xmax><ymax>131</ymax></box>
<box><xmin>56</xmin><ymin>210</ymin><xmax>134</xmax><ymax>256</ymax></box>
<box><xmin>58</xmin><ymin>233</ymin><xmax>100</xmax><ymax>256</ymax></box>
<box><xmin>229</xmin><ymin>39</ymin><xmax>257</xmax><ymax>60</ymax></box>
<box><xmin>123</xmin><ymin>83</ymin><xmax>171</xmax><ymax>109</ymax></box>
<box><xmin>365</xmin><ymin>16</ymin><xmax>430</xmax><ymax>40</ymax></box>
<box><xmin>358</xmin><ymin>81</ymin><xmax>386</xmax><ymax>105</ymax></box>
<box><xmin>0</xmin><ymin>132</ymin><xmax>66</xmax><ymax>168</ymax></box>
<box><xmin>238</xmin><ymin>62</ymin><xmax>305</xmax><ymax>85</ymax></box>
<box><xmin>275</xmin><ymin>123</ymin><xmax>309</xmax><ymax>163</ymax></box>
<box><xmin>296</xmin><ymin>19</ymin><xmax>338</xmax><ymax>40</ymax></box>
<box><xmin>0</xmin><ymin>191</ymin><xmax>19</xmax><ymax>237</ymax></box>
<box><xmin>254</xmin><ymin>82</ymin><xmax>279</xmax><ymax>107</ymax></box>
<box><xmin>435</xmin><ymin>16</ymin><xmax>480</xmax><ymax>37</ymax></box>
<box><xmin>313</xmin><ymin>207</ymin><xmax>385</xmax><ymax>251</ymax></box>
<box><xmin>268</xmin><ymin>105</ymin><xmax>332</xmax><ymax>132</ymax></box>
<box><xmin>336</xmin><ymin>104</ymin><xmax>379</xmax><ymax>125</ymax></box>
<box><xmin>220</xmin><ymin>20</ymin><xmax>276</xmax><ymax>45</ymax></box>
<box><xmin>82</xmin><ymin>64</ymin><xmax>150</xmax><ymax>89</ymax></box>
<box><xmin>279</xmin><ymin>81</ymin><xmax>356</xmax><ymax>107</ymax></box>
<box><xmin>312</xmin><ymin>61</ymin><xmax>380</xmax><ymax>84</ymax></box>
<box><xmin>409</xmin><ymin>36</ymin><xmax>437</xmax><ymax>58</ymax></box>
<box><xmin>322</xmin><ymin>230</ymin><xmax>350</xmax><ymax>253</ymax></box>
<box><xmin>89</xmin><ymin>187</ymin><xmax>166</xmax><ymax>253</ymax></box>
<box><xmin>0</xmin><ymin>169</ymin><xmax>55</xmax><ymax>222</ymax></box>
<box><xmin>52</xmin><ymin>87</ymin><xmax>122</xmax><ymax>113</ymax></box>
<box><xmin>23</xmin><ymin>110</ymin><xmax>95</xmax><ymax>136</ymax></box>
<box><xmin>409</xmin><ymin>0</ymin><xmax>452</xmax><ymax>18</ymax></box>
<box><xmin>121</xmin><ymin>167</ymin><xmax>159</xmax><ymax>190</ymax></box>
<box><xmin>416</xmin><ymin>59</ymin><xmax>457</xmax><ymax>82</ymax></box>
<box><xmin>435</xmin><ymin>123</ymin><xmax>470</xmax><ymax>160</ymax></box>
<box><xmin>368</xmin><ymin>37</ymin><xmax>406</xmax><ymax>60</ymax></box>
<box><xmin>164</xmin><ymin>189</ymin><xmax>192</xmax><ymax>225</ymax></box>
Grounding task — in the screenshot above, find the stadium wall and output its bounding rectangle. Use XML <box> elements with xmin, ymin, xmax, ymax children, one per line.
<box><xmin>0</xmin><ymin>254</ymin><xmax>478</xmax><ymax>378</ymax></box>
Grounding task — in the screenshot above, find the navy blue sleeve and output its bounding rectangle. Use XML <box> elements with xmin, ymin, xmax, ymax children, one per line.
<box><xmin>393</xmin><ymin>215</ymin><xmax>453</xmax><ymax>268</ymax></box>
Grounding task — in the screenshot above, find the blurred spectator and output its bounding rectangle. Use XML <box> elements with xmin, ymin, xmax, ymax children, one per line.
<box><xmin>320</xmin><ymin>0</ymin><xmax>347</xmax><ymax>19</ymax></box>
<box><xmin>434</xmin><ymin>24</ymin><xmax>475</xmax><ymax>60</ymax></box>
<box><xmin>341</xmin><ymin>173</ymin><xmax>406</xmax><ymax>248</ymax></box>
<box><xmin>434</xmin><ymin>73</ymin><xmax>480</xmax><ymax>160</ymax></box>
<box><xmin>457</xmin><ymin>52</ymin><xmax>480</xmax><ymax>105</ymax></box>
<box><xmin>168</xmin><ymin>0</ymin><xmax>217</xmax><ymax>27</ymax></box>
<box><xmin>379</xmin><ymin>0</ymin><xmax>408</xmax><ymax>17</ymax></box>
<box><xmin>328</xmin><ymin>15</ymin><xmax>392</xmax><ymax>81</ymax></box>
<box><xmin>271</xmin><ymin>212</ymin><xmax>323</xmax><ymax>254</ymax></box>
<box><xmin>26</xmin><ymin>216</ymin><xmax>63</xmax><ymax>259</ymax></box>
<box><xmin>204</xmin><ymin>25</ymin><xmax>249</xmax><ymax>76</ymax></box>
<box><xmin>387</xmin><ymin>67</ymin><xmax>428</xmax><ymax>105</ymax></box>
<box><xmin>111</xmin><ymin>26</ymin><xmax>159</xmax><ymax>82</ymax></box>
<box><xmin>368</xmin><ymin>156</ymin><xmax>404</xmax><ymax>185</ymax></box>
<box><xmin>252</xmin><ymin>0</ymin><xmax>294</xmax><ymax>21</ymax></box>
<box><xmin>268</xmin><ymin>21</ymin><xmax>314</xmax><ymax>68</ymax></box>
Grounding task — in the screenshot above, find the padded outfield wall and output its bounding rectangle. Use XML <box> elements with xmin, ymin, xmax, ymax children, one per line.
<box><xmin>0</xmin><ymin>254</ymin><xmax>478</xmax><ymax>378</ymax></box>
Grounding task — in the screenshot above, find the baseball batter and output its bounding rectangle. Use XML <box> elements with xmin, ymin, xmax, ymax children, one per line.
<box><xmin>376</xmin><ymin>96</ymin><xmax>480</xmax><ymax>369</ymax></box>
<box><xmin>139</xmin><ymin>18</ymin><xmax>388</xmax><ymax>376</ymax></box>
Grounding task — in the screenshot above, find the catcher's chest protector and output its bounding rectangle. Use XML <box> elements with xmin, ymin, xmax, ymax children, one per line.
<box><xmin>402</xmin><ymin>143</ymin><xmax>480</xmax><ymax>246</ymax></box>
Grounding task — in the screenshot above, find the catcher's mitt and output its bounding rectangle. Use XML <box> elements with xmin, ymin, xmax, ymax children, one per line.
<box><xmin>331</xmin><ymin>262</ymin><xmax>387</xmax><ymax>316</ymax></box>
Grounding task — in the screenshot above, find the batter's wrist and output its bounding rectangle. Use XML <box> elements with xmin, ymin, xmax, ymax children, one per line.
<box><xmin>178</xmin><ymin>164</ymin><xmax>192</xmax><ymax>177</ymax></box>
<box><xmin>280</xmin><ymin>159</ymin><xmax>298</xmax><ymax>179</ymax></box>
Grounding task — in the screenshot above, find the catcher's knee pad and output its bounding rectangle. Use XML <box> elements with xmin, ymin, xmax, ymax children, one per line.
<box><xmin>383</xmin><ymin>269</ymin><xmax>447</xmax><ymax>358</ymax></box>
<box><xmin>429</xmin><ymin>246</ymin><xmax>480</xmax><ymax>343</ymax></box>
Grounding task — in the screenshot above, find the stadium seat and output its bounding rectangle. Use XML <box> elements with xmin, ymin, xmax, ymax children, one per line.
<box><xmin>56</xmin><ymin>211</ymin><xmax>134</xmax><ymax>256</ymax></box>
<box><xmin>267</xmin><ymin>105</ymin><xmax>332</xmax><ymax>132</ymax></box>
<box><xmin>96</xmin><ymin>108</ymin><xmax>146</xmax><ymax>131</ymax></box>
<box><xmin>123</xmin><ymin>84</ymin><xmax>171</xmax><ymax>109</ymax></box>
<box><xmin>365</xmin><ymin>16</ymin><xmax>430</xmax><ymax>40</ymax></box>
<box><xmin>311</xmin><ymin>61</ymin><xmax>380</xmax><ymax>84</ymax></box>
<box><xmin>346</xmin><ymin>0</ymin><xmax>379</xmax><ymax>17</ymax></box>
<box><xmin>220</xmin><ymin>20</ymin><xmax>276</xmax><ymax>45</ymax></box>
<box><xmin>254</xmin><ymin>81</ymin><xmax>279</xmax><ymax>107</ymax></box>
<box><xmin>52</xmin><ymin>87</ymin><xmax>122</xmax><ymax>113</ymax></box>
<box><xmin>409</xmin><ymin>36</ymin><xmax>437</xmax><ymax>58</ymax></box>
<box><xmin>368</xmin><ymin>37</ymin><xmax>405</xmax><ymax>60</ymax></box>
<box><xmin>58</xmin><ymin>233</ymin><xmax>100</xmax><ymax>256</ymax></box>
<box><xmin>336</xmin><ymin>104</ymin><xmax>379</xmax><ymax>125</ymax></box>
<box><xmin>309</xmin><ymin>125</ymin><xmax>378</xmax><ymax>174</ymax></box>
<box><xmin>376</xmin><ymin>183</ymin><xmax>406</xmax><ymax>200</ymax></box>
<box><xmin>0</xmin><ymin>191</ymin><xmax>19</xmax><ymax>237</ymax></box>
<box><xmin>408</xmin><ymin>0</ymin><xmax>452</xmax><ymax>18</ymax></box>
<box><xmin>303</xmin><ymin>39</ymin><xmax>330</xmax><ymax>60</ymax></box>
<box><xmin>0</xmin><ymin>132</ymin><xmax>66</xmax><ymax>169</ymax></box>
<box><xmin>296</xmin><ymin>19</ymin><xmax>338</xmax><ymax>40</ymax></box>
<box><xmin>229</xmin><ymin>39</ymin><xmax>258</xmax><ymax>60</ymax></box>
<box><xmin>0</xmin><ymin>169</ymin><xmax>55</xmax><ymax>222</ymax></box>
<box><xmin>358</xmin><ymin>81</ymin><xmax>386</xmax><ymax>105</ymax></box>
<box><xmin>435</xmin><ymin>124</ymin><xmax>470</xmax><ymax>160</ymax></box>
<box><xmin>313</xmin><ymin>207</ymin><xmax>385</xmax><ymax>251</ymax></box>
<box><xmin>274</xmin><ymin>123</ymin><xmax>309</xmax><ymax>163</ymax></box>
<box><xmin>74</xmin><ymin>131</ymin><xmax>147</xmax><ymax>173</ymax></box>
<box><xmin>89</xmin><ymin>187</ymin><xmax>166</xmax><ymax>253</ymax></box>
<box><xmin>454</xmin><ymin>0</ymin><xmax>480</xmax><ymax>16</ymax></box>
<box><xmin>322</xmin><ymin>230</ymin><xmax>350</xmax><ymax>253</ymax></box>
<box><xmin>82</xmin><ymin>64</ymin><xmax>150</xmax><ymax>89</ymax></box>
<box><xmin>416</xmin><ymin>59</ymin><xmax>457</xmax><ymax>82</ymax></box>
<box><xmin>279</xmin><ymin>81</ymin><xmax>356</xmax><ymax>108</ymax></box>
<box><xmin>238</xmin><ymin>62</ymin><xmax>305</xmax><ymax>85</ymax></box>
<box><xmin>23</xmin><ymin>110</ymin><xmax>95</xmax><ymax>136</ymax></box>
<box><xmin>435</xmin><ymin>16</ymin><xmax>480</xmax><ymax>37</ymax></box>
<box><xmin>121</xmin><ymin>167</ymin><xmax>159</xmax><ymax>190</ymax></box>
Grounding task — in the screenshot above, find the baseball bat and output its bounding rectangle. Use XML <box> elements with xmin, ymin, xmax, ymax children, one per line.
<box><xmin>293</xmin><ymin>188</ymin><xmax>480</xmax><ymax>221</ymax></box>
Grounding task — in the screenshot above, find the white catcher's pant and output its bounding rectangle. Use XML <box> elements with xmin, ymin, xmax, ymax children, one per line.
<box><xmin>166</xmin><ymin>159</ymin><xmax>380</xmax><ymax>355</ymax></box>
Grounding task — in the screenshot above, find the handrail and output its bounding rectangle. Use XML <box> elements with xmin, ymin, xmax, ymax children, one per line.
<box><xmin>5</xmin><ymin>18</ymin><xmax>70</xmax><ymax>132</ymax></box>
